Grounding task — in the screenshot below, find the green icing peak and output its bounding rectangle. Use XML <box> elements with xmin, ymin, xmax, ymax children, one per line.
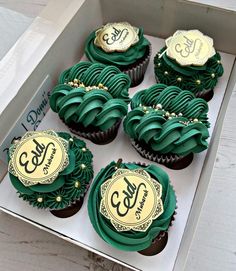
<box><xmin>88</xmin><ymin>161</ymin><xmax>176</xmax><ymax>251</ymax></box>
<box><xmin>50</xmin><ymin>62</ymin><xmax>130</xmax><ymax>131</ymax></box>
<box><xmin>9</xmin><ymin>133</ymin><xmax>94</xmax><ymax>210</ymax></box>
<box><xmin>125</xmin><ymin>84</ymin><xmax>210</xmax><ymax>156</ymax></box>
<box><xmin>154</xmin><ymin>47</ymin><xmax>224</xmax><ymax>94</ymax></box>
<box><xmin>85</xmin><ymin>27</ymin><xmax>150</xmax><ymax>67</ymax></box>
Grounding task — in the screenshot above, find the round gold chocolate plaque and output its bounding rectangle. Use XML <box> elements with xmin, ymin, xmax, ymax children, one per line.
<box><xmin>8</xmin><ymin>130</ymin><xmax>69</xmax><ymax>187</ymax></box>
<box><xmin>100</xmin><ymin>169</ymin><xmax>163</xmax><ymax>232</ymax></box>
<box><xmin>94</xmin><ymin>22</ymin><xmax>139</xmax><ymax>53</ymax></box>
<box><xmin>165</xmin><ymin>30</ymin><xmax>216</xmax><ymax>66</ymax></box>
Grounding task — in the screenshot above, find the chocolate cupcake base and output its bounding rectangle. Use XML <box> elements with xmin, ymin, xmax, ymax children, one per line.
<box><xmin>122</xmin><ymin>44</ymin><xmax>151</xmax><ymax>87</ymax></box>
<box><xmin>138</xmin><ymin>232</ymin><xmax>168</xmax><ymax>256</ymax></box>
<box><xmin>65</xmin><ymin>120</ymin><xmax>121</xmax><ymax>145</ymax></box>
<box><xmin>196</xmin><ymin>89</ymin><xmax>214</xmax><ymax>102</ymax></box>
<box><xmin>132</xmin><ymin>140</ymin><xmax>194</xmax><ymax>170</ymax></box>
<box><xmin>50</xmin><ymin>198</ymin><xmax>84</xmax><ymax>218</ymax></box>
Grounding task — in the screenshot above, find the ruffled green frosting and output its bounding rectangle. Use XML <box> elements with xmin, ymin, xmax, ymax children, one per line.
<box><xmin>50</xmin><ymin>62</ymin><xmax>130</xmax><ymax>131</ymax></box>
<box><xmin>124</xmin><ymin>84</ymin><xmax>210</xmax><ymax>156</ymax></box>
<box><xmin>154</xmin><ymin>47</ymin><xmax>224</xmax><ymax>94</ymax></box>
<box><xmin>85</xmin><ymin>28</ymin><xmax>150</xmax><ymax>68</ymax></box>
<box><xmin>9</xmin><ymin>132</ymin><xmax>94</xmax><ymax>210</ymax></box>
<box><xmin>88</xmin><ymin>161</ymin><xmax>176</xmax><ymax>251</ymax></box>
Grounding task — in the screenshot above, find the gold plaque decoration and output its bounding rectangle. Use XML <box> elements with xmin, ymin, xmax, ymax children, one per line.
<box><xmin>94</xmin><ymin>22</ymin><xmax>139</xmax><ymax>53</ymax></box>
<box><xmin>8</xmin><ymin>130</ymin><xmax>69</xmax><ymax>187</ymax></box>
<box><xmin>100</xmin><ymin>168</ymin><xmax>163</xmax><ymax>232</ymax></box>
<box><xmin>165</xmin><ymin>30</ymin><xmax>216</xmax><ymax>66</ymax></box>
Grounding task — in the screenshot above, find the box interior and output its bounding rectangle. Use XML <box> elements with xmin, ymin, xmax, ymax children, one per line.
<box><xmin>0</xmin><ymin>0</ymin><xmax>236</xmax><ymax>271</ymax></box>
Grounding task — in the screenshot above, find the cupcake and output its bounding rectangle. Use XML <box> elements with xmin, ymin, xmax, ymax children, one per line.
<box><xmin>88</xmin><ymin>160</ymin><xmax>176</xmax><ymax>255</ymax></box>
<box><xmin>123</xmin><ymin>84</ymin><xmax>210</xmax><ymax>169</ymax></box>
<box><xmin>154</xmin><ymin>30</ymin><xmax>224</xmax><ymax>101</ymax></box>
<box><xmin>50</xmin><ymin>61</ymin><xmax>130</xmax><ymax>144</ymax></box>
<box><xmin>85</xmin><ymin>22</ymin><xmax>151</xmax><ymax>87</ymax></box>
<box><xmin>8</xmin><ymin>130</ymin><xmax>94</xmax><ymax>218</ymax></box>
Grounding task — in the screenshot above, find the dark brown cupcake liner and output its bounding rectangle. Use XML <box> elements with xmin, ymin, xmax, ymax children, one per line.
<box><xmin>122</xmin><ymin>44</ymin><xmax>151</xmax><ymax>87</ymax></box>
<box><xmin>132</xmin><ymin>140</ymin><xmax>193</xmax><ymax>170</ymax></box>
<box><xmin>50</xmin><ymin>177</ymin><xmax>93</xmax><ymax>218</ymax></box>
<box><xmin>50</xmin><ymin>198</ymin><xmax>84</xmax><ymax>218</ymax></box>
<box><xmin>195</xmin><ymin>88</ymin><xmax>214</xmax><ymax>102</ymax></box>
<box><xmin>65</xmin><ymin>120</ymin><xmax>121</xmax><ymax>145</ymax></box>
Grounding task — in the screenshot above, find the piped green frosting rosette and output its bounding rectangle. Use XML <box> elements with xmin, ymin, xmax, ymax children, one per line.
<box><xmin>154</xmin><ymin>48</ymin><xmax>224</xmax><ymax>100</ymax></box>
<box><xmin>123</xmin><ymin>84</ymin><xmax>210</xmax><ymax>169</ymax></box>
<box><xmin>8</xmin><ymin>131</ymin><xmax>94</xmax><ymax>210</ymax></box>
<box><xmin>88</xmin><ymin>161</ymin><xmax>176</xmax><ymax>252</ymax></box>
<box><xmin>49</xmin><ymin>62</ymin><xmax>130</xmax><ymax>144</ymax></box>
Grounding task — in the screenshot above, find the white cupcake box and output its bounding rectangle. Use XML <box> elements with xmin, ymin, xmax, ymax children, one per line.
<box><xmin>0</xmin><ymin>1</ymin><xmax>236</xmax><ymax>270</ymax></box>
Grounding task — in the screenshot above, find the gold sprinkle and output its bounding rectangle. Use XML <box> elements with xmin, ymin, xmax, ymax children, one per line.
<box><xmin>81</xmin><ymin>164</ymin><xmax>86</xmax><ymax>169</ymax></box>
<box><xmin>37</xmin><ymin>197</ymin><xmax>43</xmax><ymax>203</ymax></box>
<box><xmin>177</xmin><ymin>77</ymin><xmax>182</xmax><ymax>82</ymax></box>
<box><xmin>196</xmin><ymin>79</ymin><xmax>201</xmax><ymax>85</ymax></box>
<box><xmin>56</xmin><ymin>196</ymin><xmax>62</xmax><ymax>202</ymax></box>
<box><xmin>74</xmin><ymin>181</ymin><xmax>81</xmax><ymax>188</ymax></box>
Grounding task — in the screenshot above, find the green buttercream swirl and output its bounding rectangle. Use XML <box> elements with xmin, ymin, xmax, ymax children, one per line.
<box><xmin>124</xmin><ymin>84</ymin><xmax>210</xmax><ymax>156</ymax></box>
<box><xmin>9</xmin><ymin>132</ymin><xmax>94</xmax><ymax>210</ymax></box>
<box><xmin>85</xmin><ymin>28</ymin><xmax>150</xmax><ymax>67</ymax></box>
<box><xmin>88</xmin><ymin>161</ymin><xmax>176</xmax><ymax>251</ymax></box>
<box><xmin>154</xmin><ymin>47</ymin><xmax>224</xmax><ymax>94</ymax></box>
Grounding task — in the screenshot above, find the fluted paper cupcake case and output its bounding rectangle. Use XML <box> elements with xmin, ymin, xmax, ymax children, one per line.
<box><xmin>68</xmin><ymin>120</ymin><xmax>121</xmax><ymax>145</ymax></box>
<box><xmin>122</xmin><ymin>44</ymin><xmax>151</xmax><ymax>87</ymax></box>
<box><xmin>132</xmin><ymin>140</ymin><xmax>194</xmax><ymax>170</ymax></box>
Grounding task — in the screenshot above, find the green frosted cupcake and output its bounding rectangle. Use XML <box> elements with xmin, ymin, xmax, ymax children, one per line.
<box><xmin>123</xmin><ymin>84</ymin><xmax>210</xmax><ymax>169</ymax></box>
<box><xmin>8</xmin><ymin>130</ymin><xmax>94</xmax><ymax>218</ymax></box>
<box><xmin>85</xmin><ymin>22</ymin><xmax>151</xmax><ymax>87</ymax></box>
<box><xmin>88</xmin><ymin>160</ymin><xmax>176</xmax><ymax>255</ymax></box>
<box><xmin>50</xmin><ymin>61</ymin><xmax>130</xmax><ymax>144</ymax></box>
<box><xmin>154</xmin><ymin>30</ymin><xmax>224</xmax><ymax>101</ymax></box>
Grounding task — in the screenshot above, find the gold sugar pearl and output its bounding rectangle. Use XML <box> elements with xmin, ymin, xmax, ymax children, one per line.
<box><xmin>56</xmin><ymin>196</ymin><xmax>62</xmax><ymax>202</ymax></box>
<box><xmin>74</xmin><ymin>181</ymin><xmax>81</xmax><ymax>188</ymax></box>
<box><xmin>37</xmin><ymin>197</ymin><xmax>43</xmax><ymax>203</ymax></box>
<box><xmin>143</xmin><ymin>106</ymin><xmax>147</xmax><ymax>111</ymax></box>
<box><xmin>69</xmin><ymin>138</ymin><xmax>74</xmax><ymax>142</ymax></box>
<box><xmin>168</xmin><ymin>116</ymin><xmax>172</xmax><ymax>120</ymax></box>
<box><xmin>177</xmin><ymin>77</ymin><xmax>182</xmax><ymax>82</ymax></box>
<box><xmin>193</xmin><ymin>118</ymin><xmax>199</xmax><ymax>122</ymax></box>
<box><xmin>211</xmin><ymin>73</ymin><xmax>215</xmax><ymax>78</ymax></box>
<box><xmin>178</xmin><ymin>113</ymin><xmax>183</xmax><ymax>117</ymax></box>
<box><xmin>74</xmin><ymin>83</ymin><xmax>78</xmax><ymax>88</ymax></box>
<box><xmin>73</xmin><ymin>79</ymin><xmax>79</xmax><ymax>83</ymax></box>
<box><xmin>157</xmin><ymin>63</ymin><xmax>161</xmax><ymax>67</ymax></box>
<box><xmin>98</xmin><ymin>83</ymin><xmax>104</xmax><ymax>88</ymax></box>
<box><xmin>171</xmin><ymin>113</ymin><xmax>176</xmax><ymax>117</ymax></box>
<box><xmin>155</xmin><ymin>104</ymin><xmax>162</xmax><ymax>110</ymax></box>
<box><xmin>164</xmin><ymin>71</ymin><xmax>169</xmax><ymax>75</ymax></box>
<box><xmin>145</xmin><ymin>110</ymin><xmax>149</xmax><ymax>114</ymax></box>
<box><xmin>80</xmin><ymin>164</ymin><xmax>86</xmax><ymax>169</ymax></box>
<box><xmin>196</xmin><ymin>79</ymin><xmax>201</xmax><ymax>85</ymax></box>
<box><xmin>217</xmin><ymin>60</ymin><xmax>221</xmax><ymax>64</ymax></box>
<box><xmin>82</xmin><ymin>147</ymin><xmax>86</xmax><ymax>152</ymax></box>
<box><xmin>68</xmin><ymin>82</ymin><xmax>73</xmax><ymax>86</ymax></box>
<box><xmin>165</xmin><ymin>112</ymin><xmax>170</xmax><ymax>117</ymax></box>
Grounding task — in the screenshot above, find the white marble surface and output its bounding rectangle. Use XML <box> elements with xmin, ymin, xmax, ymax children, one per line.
<box><xmin>0</xmin><ymin>1</ymin><xmax>236</xmax><ymax>271</ymax></box>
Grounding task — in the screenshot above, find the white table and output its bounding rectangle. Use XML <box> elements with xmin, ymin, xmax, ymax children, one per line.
<box><xmin>0</xmin><ymin>1</ymin><xmax>235</xmax><ymax>271</ymax></box>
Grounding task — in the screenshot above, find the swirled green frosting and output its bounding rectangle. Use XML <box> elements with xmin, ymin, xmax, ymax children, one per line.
<box><xmin>88</xmin><ymin>161</ymin><xmax>176</xmax><ymax>251</ymax></box>
<box><xmin>9</xmin><ymin>132</ymin><xmax>94</xmax><ymax>210</ymax></box>
<box><xmin>85</xmin><ymin>28</ymin><xmax>150</xmax><ymax>68</ymax></box>
<box><xmin>154</xmin><ymin>47</ymin><xmax>224</xmax><ymax>94</ymax></box>
<box><xmin>50</xmin><ymin>62</ymin><xmax>130</xmax><ymax>131</ymax></box>
<box><xmin>124</xmin><ymin>84</ymin><xmax>210</xmax><ymax>156</ymax></box>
